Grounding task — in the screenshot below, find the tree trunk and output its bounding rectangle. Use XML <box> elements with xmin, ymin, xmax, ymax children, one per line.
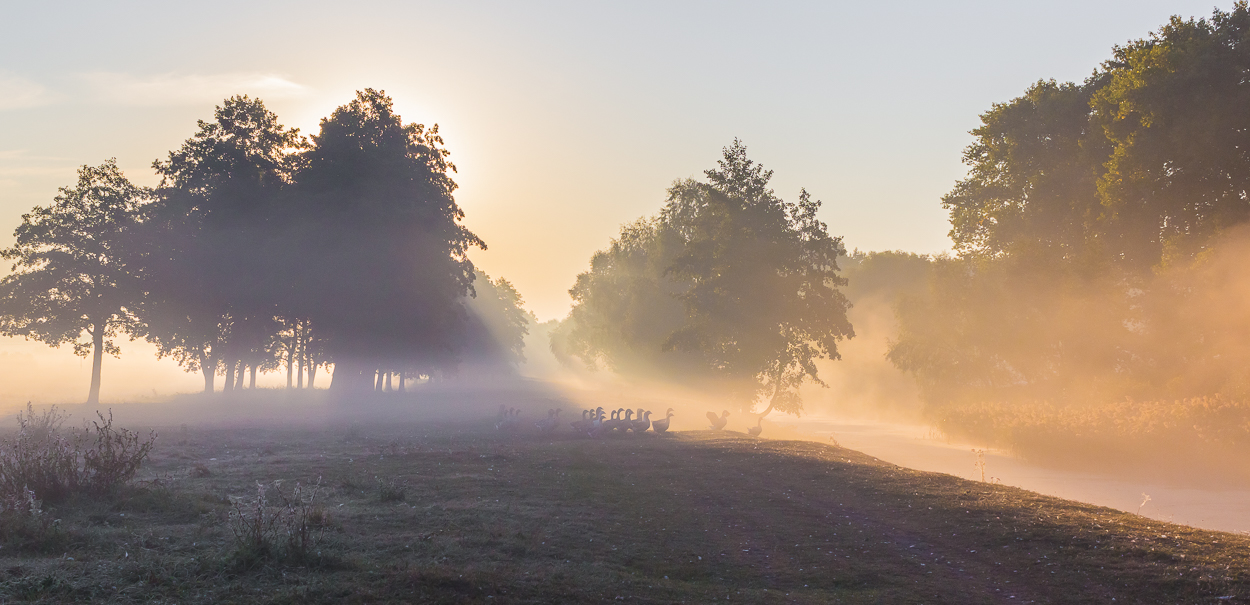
<box><xmin>223</xmin><ymin>353</ymin><xmax>236</xmax><ymax>393</ymax></box>
<box><xmin>286</xmin><ymin>337</ymin><xmax>294</xmax><ymax>389</ymax></box>
<box><xmin>86</xmin><ymin>324</ymin><xmax>104</xmax><ymax>405</ymax></box>
<box><xmin>200</xmin><ymin>350</ymin><xmax>215</xmax><ymax>393</ymax></box>
<box><xmin>308</xmin><ymin>361</ymin><xmax>318</xmax><ymax>389</ymax></box>
<box><xmin>758</xmin><ymin>368</ymin><xmax>785</xmax><ymax>418</ymax></box>
<box><xmin>398</xmin><ymin>370</ymin><xmax>406</xmax><ymax>393</ymax></box>
<box><xmin>385</xmin><ymin>371</ymin><xmax>392</xmax><ymax>392</ymax></box>
<box><xmin>296</xmin><ymin>322</ymin><xmax>305</xmax><ymax>388</ymax></box>
<box><xmin>249</xmin><ymin>365</ymin><xmax>257</xmax><ymax>389</ymax></box>
<box><xmin>234</xmin><ymin>361</ymin><xmax>245</xmax><ymax>390</ymax></box>
<box><xmin>375</xmin><ymin>370</ymin><xmax>384</xmax><ymax>391</ymax></box>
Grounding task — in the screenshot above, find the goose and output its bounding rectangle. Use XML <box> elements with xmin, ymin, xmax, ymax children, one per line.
<box><xmin>588</xmin><ymin>408</ymin><xmax>609</xmax><ymax>437</ymax></box>
<box><xmin>706</xmin><ymin>410</ymin><xmax>730</xmax><ymax>430</ymax></box>
<box><xmin>536</xmin><ymin>409</ymin><xmax>560</xmax><ymax>433</ymax></box>
<box><xmin>497</xmin><ymin>408</ymin><xmax>521</xmax><ymax>431</ymax></box>
<box><xmin>571</xmin><ymin>409</ymin><xmax>594</xmax><ymax>432</ymax></box>
<box><xmin>620</xmin><ymin>409</ymin><xmax>634</xmax><ymax>432</ymax></box>
<box><xmin>603</xmin><ymin>408</ymin><xmax>627</xmax><ymax>433</ymax></box>
<box><xmin>632</xmin><ymin>410</ymin><xmax>652</xmax><ymax>433</ymax></box>
<box><xmin>747</xmin><ymin>416</ymin><xmax>762</xmax><ymax>437</ymax></box>
<box><xmin>651</xmin><ymin>408</ymin><xmax>674</xmax><ymax>434</ymax></box>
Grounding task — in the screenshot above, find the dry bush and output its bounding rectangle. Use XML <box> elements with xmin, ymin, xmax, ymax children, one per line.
<box><xmin>0</xmin><ymin>486</ymin><xmax>62</xmax><ymax>551</ymax></box>
<box><xmin>0</xmin><ymin>404</ymin><xmax>155</xmax><ymax>503</ymax></box>
<box><xmin>228</xmin><ymin>479</ymin><xmax>327</xmax><ymax>564</ymax></box>
<box><xmin>375</xmin><ymin>475</ymin><xmax>407</xmax><ymax>503</ymax></box>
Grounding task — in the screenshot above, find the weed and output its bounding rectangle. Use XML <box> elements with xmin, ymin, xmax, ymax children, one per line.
<box><xmin>0</xmin><ymin>404</ymin><xmax>155</xmax><ymax>503</ymax></box>
<box><xmin>0</xmin><ymin>487</ymin><xmax>63</xmax><ymax>552</ymax></box>
<box><xmin>228</xmin><ymin>479</ymin><xmax>327</xmax><ymax>564</ymax></box>
<box><xmin>1139</xmin><ymin>493</ymin><xmax>1152</xmax><ymax>515</ymax></box>
<box><xmin>375</xmin><ymin>476</ymin><xmax>407</xmax><ymax>503</ymax></box>
<box><xmin>971</xmin><ymin>448</ymin><xmax>986</xmax><ymax>482</ymax></box>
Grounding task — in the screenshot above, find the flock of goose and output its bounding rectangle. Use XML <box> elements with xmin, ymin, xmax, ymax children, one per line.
<box><xmin>566</xmin><ymin>406</ymin><xmax>675</xmax><ymax>436</ymax></box>
<box><xmin>495</xmin><ymin>404</ymin><xmax>764</xmax><ymax>437</ymax></box>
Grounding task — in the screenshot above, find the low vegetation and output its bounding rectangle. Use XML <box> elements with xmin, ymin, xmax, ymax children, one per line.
<box><xmin>0</xmin><ymin>409</ymin><xmax>1244</xmax><ymax>603</ymax></box>
<box><xmin>931</xmin><ymin>396</ymin><xmax>1250</xmax><ymax>480</ymax></box>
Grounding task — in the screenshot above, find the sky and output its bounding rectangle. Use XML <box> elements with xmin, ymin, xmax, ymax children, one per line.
<box><xmin>0</xmin><ymin>0</ymin><xmax>1232</xmax><ymax>401</ymax></box>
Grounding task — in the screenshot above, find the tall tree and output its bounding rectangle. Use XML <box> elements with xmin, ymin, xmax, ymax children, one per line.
<box><xmin>1093</xmin><ymin>4</ymin><xmax>1250</xmax><ymax>269</ymax></box>
<box><xmin>557</xmin><ymin>141</ymin><xmax>854</xmax><ymax>416</ymax></box>
<box><xmin>559</xmin><ymin>217</ymin><xmax>699</xmax><ymax>377</ymax></box>
<box><xmin>458</xmin><ymin>270</ymin><xmax>533</xmax><ymax>370</ymax></box>
<box><xmin>137</xmin><ymin>95</ymin><xmax>305</xmax><ymax>393</ymax></box>
<box><xmin>942</xmin><ymin>79</ymin><xmax>1108</xmax><ymax>264</ymax></box>
<box><xmin>663</xmin><ymin>141</ymin><xmax>854</xmax><ymax>416</ymax></box>
<box><xmin>289</xmin><ymin>89</ymin><xmax>484</xmax><ymax>390</ymax></box>
<box><xmin>889</xmin><ymin>4</ymin><xmax>1250</xmax><ymax>409</ymax></box>
<box><xmin>0</xmin><ymin>160</ymin><xmax>148</xmax><ymax>404</ymax></box>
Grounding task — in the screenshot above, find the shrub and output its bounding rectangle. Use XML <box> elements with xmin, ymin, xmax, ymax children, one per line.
<box><xmin>228</xmin><ymin>479</ymin><xmax>327</xmax><ymax>564</ymax></box>
<box><xmin>0</xmin><ymin>487</ymin><xmax>63</xmax><ymax>552</ymax></box>
<box><xmin>83</xmin><ymin>410</ymin><xmax>155</xmax><ymax>493</ymax></box>
<box><xmin>376</xmin><ymin>476</ymin><xmax>407</xmax><ymax>503</ymax></box>
<box><xmin>0</xmin><ymin>404</ymin><xmax>155</xmax><ymax>503</ymax></box>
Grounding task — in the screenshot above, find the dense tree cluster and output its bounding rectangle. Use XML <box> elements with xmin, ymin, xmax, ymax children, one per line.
<box><xmin>890</xmin><ymin>3</ymin><xmax>1250</xmax><ymax>407</ymax></box>
<box><xmin>554</xmin><ymin>141</ymin><xmax>853</xmax><ymax>417</ymax></box>
<box><xmin>0</xmin><ymin>90</ymin><xmax>528</xmax><ymax>402</ymax></box>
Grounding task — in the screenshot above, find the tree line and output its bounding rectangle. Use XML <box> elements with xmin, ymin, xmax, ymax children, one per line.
<box><xmin>888</xmin><ymin>3</ymin><xmax>1250</xmax><ymax>409</ymax></box>
<box><xmin>0</xmin><ymin>90</ymin><xmax>529</xmax><ymax>404</ymax></box>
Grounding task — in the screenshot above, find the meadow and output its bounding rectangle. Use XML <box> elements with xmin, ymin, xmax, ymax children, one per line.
<box><xmin>0</xmin><ymin>390</ymin><xmax>1243</xmax><ymax>604</ymax></box>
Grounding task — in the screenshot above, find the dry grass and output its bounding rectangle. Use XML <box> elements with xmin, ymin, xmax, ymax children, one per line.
<box><xmin>0</xmin><ymin>406</ymin><xmax>1248</xmax><ymax>603</ymax></box>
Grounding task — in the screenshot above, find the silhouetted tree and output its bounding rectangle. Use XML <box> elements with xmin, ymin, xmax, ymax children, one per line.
<box><xmin>663</xmin><ymin>142</ymin><xmax>854</xmax><ymax>415</ymax></box>
<box><xmin>288</xmin><ymin>89</ymin><xmax>484</xmax><ymax>390</ymax></box>
<box><xmin>557</xmin><ymin>141</ymin><xmax>854</xmax><ymax>416</ymax></box>
<box><xmin>0</xmin><ymin>160</ymin><xmax>148</xmax><ymax>404</ymax></box>
<box><xmin>457</xmin><ymin>270</ymin><xmax>532</xmax><ymax>371</ymax></box>
<box><xmin>558</xmin><ymin>217</ymin><xmax>698</xmax><ymax>377</ymax></box>
<box><xmin>137</xmin><ymin>95</ymin><xmax>305</xmax><ymax>393</ymax></box>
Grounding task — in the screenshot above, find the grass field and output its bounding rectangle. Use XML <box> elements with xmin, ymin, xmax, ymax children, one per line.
<box><xmin>2</xmin><ymin>393</ymin><xmax>1250</xmax><ymax>604</ymax></box>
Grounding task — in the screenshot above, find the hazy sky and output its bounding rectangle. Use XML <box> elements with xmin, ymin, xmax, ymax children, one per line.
<box><xmin>0</xmin><ymin>0</ymin><xmax>1230</xmax><ymax>400</ymax></box>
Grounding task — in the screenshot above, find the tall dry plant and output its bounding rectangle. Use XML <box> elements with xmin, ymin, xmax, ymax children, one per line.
<box><xmin>0</xmin><ymin>404</ymin><xmax>155</xmax><ymax>503</ymax></box>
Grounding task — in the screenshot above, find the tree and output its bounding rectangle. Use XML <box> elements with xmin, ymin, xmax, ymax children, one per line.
<box><xmin>290</xmin><ymin>89</ymin><xmax>484</xmax><ymax>390</ymax></box>
<box><xmin>460</xmin><ymin>271</ymin><xmax>532</xmax><ymax>369</ymax></box>
<box><xmin>942</xmin><ymin>79</ymin><xmax>1108</xmax><ymax>265</ymax></box>
<box><xmin>137</xmin><ymin>95</ymin><xmax>305</xmax><ymax>393</ymax></box>
<box><xmin>557</xmin><ymin>141</ymin><xmax>854</xmax><ymax>416</ymax></box>
<box><xmin>1093</xmin><ymin>4</ymin><xmax>1250</xmax><ymax>269</ymax></box>
<box><xmin>663</xmin><ymin>141</ymin><xmax>854</xmax><ymax>416</ymax></box>
<box><xmin>558</xmin><ymin>217</ymin><xmax>701</xmax><ymax>378</ymax></box>
<box><xmin>0</xmin><ymin>160</ymin><xmax>148</xmax><ymax>404</ymax></box>
<box><xmin>888</xmin><ymin>5</ymin><xmax>1250</xmax><ymax>409</ymax></box>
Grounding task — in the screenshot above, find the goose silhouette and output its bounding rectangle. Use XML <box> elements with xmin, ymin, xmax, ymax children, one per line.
<box><xmin>706</xmin><ymin>410</ymin><xmax>729</xmax><ymax>430</ymax></box>
<box><xmin>651</xmin><ymin>408</ymin><xmax>674</xmax><ymax>434</ymax></box>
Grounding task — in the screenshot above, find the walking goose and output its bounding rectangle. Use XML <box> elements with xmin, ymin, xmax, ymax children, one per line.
<box><xmin>651</xmin><ymin>408</ymin><xmax>675</xmax><ymax>434</ymax></box>
<box><xmin>632</xmin><ymin>410</ymin><xmax>652</xmax><ymax>433</ymax></box>
<box><xmin>571</xmin><ymin>409</ymin><xmax>594</xmax><ymax>432</ymax></box>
